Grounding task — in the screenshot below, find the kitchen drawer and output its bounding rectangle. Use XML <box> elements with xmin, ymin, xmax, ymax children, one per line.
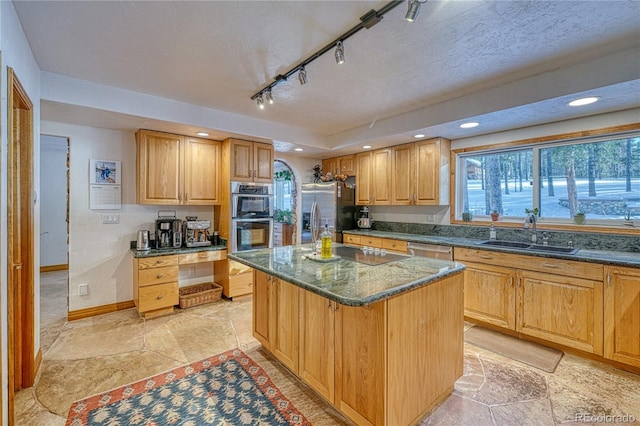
<box><xmin>138</xmin><ymin>255</ymin><xmax>179</xmax><ymax>269</ymax></box>
<box><xmin>179</xmin><ymin>250</ymin><xmax>227</xmax><ymax>264</ymax></box>
<box><xmin>138</xmin><ymin>265</ymin><xmax>179</xmax><ymax>286</ymax></box>
<box><xmin>344</xmin><ymin>234</ymin><xmax>361</xmax><ymax>245</ymax></box>
<box><xmin>138</xmin><ymin>282</ymin><xmax>179</xmax><ymax>313</ymax></box>
<box><xmin>360</xmin><ymin>236</ymin><xmax>382</xmax><ymax>248</ymax></box>
<box><xmin>382</xmin><ymin>238</ymin><xmax>407</xmax><ymax>253</ymax></box>
<box><xmin>454</xmin><ymin>248</ymin><xmax>603</xmax><ymax>281</ymax></box>
<box><xmin>227</xmin><ymin>271</ymin><xmax>253</xmax><ymax>298</ymax></box>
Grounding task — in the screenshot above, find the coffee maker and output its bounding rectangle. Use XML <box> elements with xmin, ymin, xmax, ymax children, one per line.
<box><xmin>155</xmin><ymin>210</ymin><xmax>182</xmax><ymax>249</ymax></box>
<box><xmin>357</xmin><ymin>207</ymin><xmax>372</xmax><ymax>230</ymax></box>
<box><xmin>184</xmin><ymin>216</ymin><xmax>212</xmax><ymax>247</ymax></box>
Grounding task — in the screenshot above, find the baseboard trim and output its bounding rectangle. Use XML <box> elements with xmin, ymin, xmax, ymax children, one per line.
<box><xmin>68</xmin><ymin>300</ymin><xmax>136</xmax><ymax>321</ymax></box>
<box><xmin>34</xmin><ymin>349</ymin><xmax>42</xmax><ymax>379</ymax></box>
<box><xmin>40</xmin><ymin>264</ymin><xmax>68</xmax><ymax>273</ymax></box>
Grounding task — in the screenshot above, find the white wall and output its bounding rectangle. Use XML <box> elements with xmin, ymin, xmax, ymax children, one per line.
<box><xmin>41</xmin><ymin>121</ymin><xmax>214</xmax><ymax>312</ymax></box>
<box><xmin>1</xmin><ymin>1</ymin><xmax>42</xmax><ymax>423</ymax></box>
<box><xmin>40</xmin><ymin>135</ymin><xmax>69</xmax><ymax>267</ymax></box>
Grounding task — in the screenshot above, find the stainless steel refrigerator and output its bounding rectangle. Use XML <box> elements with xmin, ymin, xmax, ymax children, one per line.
<box><xmin>301</xmin><ymin>179</ymin><xmax>357</xmax><ymax>244</ymax></box>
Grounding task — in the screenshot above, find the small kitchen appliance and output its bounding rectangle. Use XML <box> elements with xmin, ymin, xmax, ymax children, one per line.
<box><xmin>136</xmin><ymin>230</ymin><xmax>150</xmax><ymax>251</ymax></box>
<box><xmin>357</xmin><ymin>206</ymin><xmax>372</xmax><ymax>229</ymax></box>
<box><xmin>155</xmin><ymin>210</ymin><xmax>182</xmax><ymax>249</ymax></box>
<box><xmin>184</xmin><ymin>217</ymin><xmax>212</xmax><ymax>247</ymax></box>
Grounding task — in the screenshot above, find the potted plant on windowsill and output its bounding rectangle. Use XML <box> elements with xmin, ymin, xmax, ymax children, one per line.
<box><xmin>275</xmin><ymin>209</ymin><xmax>293</xmax><ymax>225</ymax></box>
<box><xmin>490</xmin><ymin>210</ymin><xmax>500</xmax><ymax>221</ymax></box>
<box><xmin>573</xmin><ymin>211</ymin><xmax>586</xmax><ymax>225</ymax></box>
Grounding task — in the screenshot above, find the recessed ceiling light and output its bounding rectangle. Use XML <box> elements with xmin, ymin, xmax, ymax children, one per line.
<box><xmin>413</xmin><ymin>134</ymin><xmax>425</xmax><ymax>138</ymax></box>
<box><xmin>363</xmin><ymin>145</ymin><xmax>372</xmax><ymax>149</ymax></box>
<box><xmin>294</xmin><ymin>148</ymin><xmax>304</xmax><ymax>152</ymax></box>
<box><xmin>568</xmin><ymin>97</ymin><xmax>599</xmax><ymax>107</ymax></box>
<box><xmin>460</xmin><ymin>122</ymin><xmax>479</xmax><ymax>129</ymax></box>
<box><xmin>196</xmin><ymin>132</ymin><xmax>209</xmax><ymax>137</ymax></box>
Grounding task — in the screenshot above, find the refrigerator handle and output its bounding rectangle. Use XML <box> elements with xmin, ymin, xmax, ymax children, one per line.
<box><xmin>310</xmin><ymin>202</ymin><xmax>321</xmax><ymax>245</ymax></box>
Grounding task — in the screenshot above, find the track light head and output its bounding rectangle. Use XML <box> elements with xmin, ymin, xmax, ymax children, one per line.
<box><xmin>298</xmin><ymin>66</ymin><xmax>308</xmax><ymax>85</ymax></box>
<box><xmin>265</xmin><ymin>89</ymin><xmax>274</xmax><ymax>105</ymax></box>
<box><xmin>335</xmin><ymin>41</ymin><xmax>345</xmax><ymax>65</ymax></box>
<box><xmin>405</xmin><ymin>0</ymin><xmax>422</xmax><ymax>22</ymax></box>
<box><xmin>256</xmin><ymin>94</ymin><xmax>265</xmax><ymax>109</ymax></box>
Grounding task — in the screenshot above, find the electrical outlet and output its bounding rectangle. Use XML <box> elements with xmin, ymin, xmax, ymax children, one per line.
<box><xmin>188</xmin><ymin>267</ymin><xmax>196</xmax><ymax>277</ymax></box>
<box><xmin>101</xmin><ymin>214</ymin><xmax>120</xmax><ymax>224</ymax></box>
<box><xmin>78</xmin><ymin>284</ymin><xmax>89</xmax><ymax>296</ymax></box>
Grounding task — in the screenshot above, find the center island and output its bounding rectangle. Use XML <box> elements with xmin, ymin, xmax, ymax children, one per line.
<box><xmin>228</xmin><ymin>244</ymin><xmax>466</xmax><ymax>426</ymax></box>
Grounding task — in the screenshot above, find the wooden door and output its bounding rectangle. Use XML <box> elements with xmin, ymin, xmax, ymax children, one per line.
<box><xmin>335</xmin><ymin>302</ymin><xmax>386</xmax><ymax>426</ymax></box>
<box><xmin>299</xmin><ymin>290</ymin><xmax>335</xmax><ymax>402</ymax></box>
<box><xmin>604</xmin><ymin>266</ymin><xmax>640</xmax><ymax>367</ymax></box>
<box><xmin>253</xmin><ymin>142</ymin><xmax>274</xmax><ymax>183</ymax></box>
<box><xmin>337</xmin><ymin>155</ymin><xmax>355</xmax><ymax>175</ymax></box>
<box><xmin>252</xmin><ymin>270</ymin><xmax>273</xmax><ymax>349</ymax></box>
<box><xmin>463</xmin><ymin>261</ymin><xmax>516</xmax><ymax>329</ymax></box>
<box><xmin>8</xmin><ymin>68</ymin><xmax>36</xmax><ymax>424</ymax></box>
<box><xmin>229</xmin><ymin>139</ymin><xmax>254</xmax><ymax>181</ymax></box>
<box><xmin>136</xmin><ymin>130</ymin><xmax>182</xmax><ymax>204</ymax></box>
<box><xmin>391</xmin><ymin>143</ymin><xmax>414</xmax><ymax>205</ymax></box>
<box><xmin>273</xmin><ymin>280</ymin><xmax>300</xmax><ymax>373</ymax></box>
<box><xmin>517</xmin><ymin>270</ymin><xmax>603</xmax><ymax>354</ymax></box>
<box><xmin>371</xmin><ymin>148</ymin><xmax>391</xmax><ymax>204</ymax></box>
<box><xmin>414</xmin><ymin>139</ymin><xmax>438</xmax><ymax>204</ymax></box>
<box><xmin>184</xmin><ymin>137</ymin><xmax>220</xmax><ymax>205</ymax></box>
<box><xmin>355</xmin><ymin>152</ymin><xmax>372</xmax><ymax>205</ymax></box>
<box><xmin>322</xmin><ymin>158</ymin><xmax>337</xmax><ymax>176</ymax></box>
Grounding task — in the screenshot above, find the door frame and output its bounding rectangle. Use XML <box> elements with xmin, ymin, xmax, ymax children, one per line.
<box><xmin>7</xmin><ymin>66</ymin><xmax>36</xmax><ymax>424</ymax></box>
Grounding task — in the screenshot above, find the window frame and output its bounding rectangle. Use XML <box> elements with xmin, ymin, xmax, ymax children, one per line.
<box><xmin>451</xmin><ymin>123</ymin><xmax>640</xmax><ymax>234</ymax></box>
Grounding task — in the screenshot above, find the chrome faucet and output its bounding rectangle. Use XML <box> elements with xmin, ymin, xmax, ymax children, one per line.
<box><xmin>524</xmin><ymin>213</ymin><xmax>537</xmax><ymax>244</ymax></box>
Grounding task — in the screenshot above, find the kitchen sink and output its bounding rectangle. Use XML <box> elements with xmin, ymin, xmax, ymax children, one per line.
<box><xmin>478</xmin><ymin>240</ymin><xmax>580</xmax><ymax>255</ymax></box>
<box><xmin>478</xmin><ymin>240</ymin><xmax>532</xmax><ymax>249</ymax></box>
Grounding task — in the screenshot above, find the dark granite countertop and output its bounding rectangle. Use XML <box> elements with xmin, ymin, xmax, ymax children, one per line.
<box><xmin>129</xmin><ymin>242</ymin><xmax>227</xmax><ymax>258</ymax></box>
<box><xmin>343</xmin><ymin>230</ymin><xmax>640</xmax><ymax>268</ymax></box>
<box><xmin>228</xmin><ymin>244</ymin><xmax>465</xmax><ymax>307</ymax></box>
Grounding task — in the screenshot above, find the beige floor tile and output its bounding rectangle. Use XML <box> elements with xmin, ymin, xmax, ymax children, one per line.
<box><xmin>491</xmin><ymin>398</ymin><xmax>555</xmax><ymax>426</ymax></box>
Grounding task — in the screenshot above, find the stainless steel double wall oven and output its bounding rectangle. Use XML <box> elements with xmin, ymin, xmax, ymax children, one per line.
<box><xmin>230</xmin><ymin>182</ymin><xmax>274</xmax><ymax>252</ymax></box>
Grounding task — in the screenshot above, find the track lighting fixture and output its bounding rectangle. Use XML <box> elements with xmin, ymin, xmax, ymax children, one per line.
<box><xmin>265</xmin><ymin>89</ymin><xmax>274</xmax><ymax>105</ymax></box>
<box><xmin>298</xmin><ymin>66</ymin><xmax>308</xmax><ymax>85</ymax></box>
<box><xmin>250</xmin><ymin>1</ymin><xmax>426</xmax><ymax>104</ymax></box>
<box><xmin>405</xmin><ymin>0</ymin><xmax>426</xmax><ymax>22</ymax></box>
<box><xmin>335</xmin><ymin>41</ymin><xmax>345</xmax><ymax>64</ymax></box>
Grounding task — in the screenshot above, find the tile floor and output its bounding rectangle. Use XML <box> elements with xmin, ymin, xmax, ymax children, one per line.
<box><xmin>14</xmin><ymin>272</ymin><xmax>640</xmax><ymax>425</ymax></box>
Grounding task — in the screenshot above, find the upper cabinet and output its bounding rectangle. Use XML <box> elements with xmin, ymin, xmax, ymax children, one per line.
<box><xmin>322</xmin><ymin>154</ymin><xmax>355</xmax><ymax>176</ymax></box>
<box><xmin>391</xmin><ymin>137</ymin><xmax>450</xmax><ymax>205</ymax></box>
<box><xmin>136</xmin><ymin>130</ymin><xmax>221</xmax><ymax>205</ymax></box>
<box><xmin>229</xmin><ymin>139</ymin><xmax>274</xmax><ymax>183</ymax></box>
<box><xmin>356</xmin><ymin>149</ymin><xmax>391</xmax><ymax>205</ymax></box>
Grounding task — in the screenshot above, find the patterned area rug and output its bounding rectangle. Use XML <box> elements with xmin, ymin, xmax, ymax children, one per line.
<box><xmin>66</xmin><ymin>348</ymin><xmax>310</xmax><ymax>425</ymax></box>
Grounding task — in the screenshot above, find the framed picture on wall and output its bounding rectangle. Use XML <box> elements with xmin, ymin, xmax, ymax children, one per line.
<box><xmin>90</xmin><ymin>159</ymin><xmax>121</xmax><ymax>185</ymax></box>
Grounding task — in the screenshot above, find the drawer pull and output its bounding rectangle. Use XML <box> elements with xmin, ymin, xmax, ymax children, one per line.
<box><xmin>542</xmin><ymin>263</ymin><xmax>558</xmax><ymax>268</ymax></box>
<box><xmin>156</xmin><ymin>260</ymin><xmax>164</xmax><ymax>264</ymax></box>
<box><xmin>479</xmin><ymin>254</ymin><xmax>492</xmax><ymax>259</ymax></box>
<box><xmin>157</xmin><ymin>274</ymin><xmax>163</xmax><ymax>279</ymax></box>
<box><xmin>157</xmin><ymin>294</ymin><xmax>163</xmax><ymax>300</ymax></box>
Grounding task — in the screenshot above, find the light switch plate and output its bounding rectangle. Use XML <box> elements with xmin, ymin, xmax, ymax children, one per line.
<box><xmin>101</xmin><ymin>214</ymin><xmax>120</xmax><ymax>224</ymax></box>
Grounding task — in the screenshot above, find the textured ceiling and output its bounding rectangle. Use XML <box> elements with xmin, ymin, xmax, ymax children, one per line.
<box><xmin>13</xmin><ymin>0</ymin><xmax>640</xmax><ymax>153</ymax></box>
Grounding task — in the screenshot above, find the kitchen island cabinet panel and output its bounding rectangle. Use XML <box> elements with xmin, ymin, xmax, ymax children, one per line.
<box><xmin>604</xmin><ymin>266</ymin><xmax>640</xmax><ymax>368</ymax></box>
<box><xmin>252</xmin><ymin>270</ymin><xmax>273</xmax><ymax>349</ymax></box>
<box><xmin>273</xmin><ymin>279</ymin><xmax>299</xmax><ymax>373</ymax></box>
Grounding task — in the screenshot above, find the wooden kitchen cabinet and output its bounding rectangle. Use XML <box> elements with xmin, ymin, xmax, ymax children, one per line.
<box><xmin>133</xmin><ymin>255</ymin><xmax>179</xmax><ymax>318</ymax></box>
<box><xmin>322</xmin><ymin>157</ymin><xmax>337</xmax><ymax>176</ymax></box>
<box><xmin>391</xmin><ymin>138</ymin><xmax>450</xmax><ymax>205</ymax></box>
<box><xmin>355</xmin><ymin>148</ymin><xmax>391</xmax><ymax>205</ymax></box>
<box><xmin>136</xmin><ymin>130</ymin><xmax>221</xmax><ymax>205</ymax></box>
<box><xmin>604</xmin><ymin>266</ymin><xmax>640</xmax><ymax>367</ymax></box>
<box><xmin>455</xmin><ymin>247</ymin><xmax>605</xmax><ymax>355</ymax></box>
<box><xmin>322</xmin><ymin>155</ymin><xmax>355</xmax><ymax>176</ymax></box>
<box><xmin>229</xmin><ymin>139</ymin><xmax>273</xmax><ymax>183</ymax></box>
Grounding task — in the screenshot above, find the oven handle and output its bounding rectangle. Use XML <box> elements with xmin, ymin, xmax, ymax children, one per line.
<box><xmin>232</xmin><ymin>218</ymin><xmax>274</xmax><ymax>223</ymax></box>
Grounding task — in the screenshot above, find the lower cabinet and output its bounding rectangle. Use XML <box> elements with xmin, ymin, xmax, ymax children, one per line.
<box><xmin>455</xmin><ymin>248</ymin><xmax>605</xmax><ymax>355</ymax></box>
<box><xmin>604</xmin><ymin>266</ymin><xmax>640</xmax><ymax>368</ymax></box>
<box><xmin>133</xmin><ymin>255</ymin><xmax>180</xmax><ymax>318</ymax></box>
<box><xmin>253</xmin><ymin>268</ymin><xmax>464</xmax><ymax>426</ymax></box>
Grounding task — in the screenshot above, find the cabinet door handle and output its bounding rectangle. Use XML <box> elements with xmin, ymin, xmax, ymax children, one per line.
<box><xmin>334</xmin><ymin>303</ymin><xmax>339</xmax><ymax>311</ymax></box>
<box><xmin>156</xmin><ymin>274</ymin><xmax>163</xmax><ymax>279</ymax></box>
<box><xmin>157</xmin><ymin>294</ymin><xmax>163</xmax><ymax>300</ymax></box>
<box><xmin>518</xmin><ymin>278</ymin><xmax>522</xmax><ymax>288</ymax></box>
<box><xmin>607</xmin><ymin>272</ymin><xmax>611</xmax><ymax>287</ymax></box>
<box><xmin>542</xmin><ymin>263</ymin><xmax>558</xmax><ymax>268</ymax></box>
<box><xmin>327</xmin><ymin>299</ymin><xmax>332</xmax><ymax>309</ymax></box>
<box><xmin>510</xmin><ymin>276</ymin><xmax>513</xmax><ymax>287</ymax></box>
<box><xmin>185</xmin><ymin>193</ymin><xmax>188</xmax><ymax>201</ymax></box>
